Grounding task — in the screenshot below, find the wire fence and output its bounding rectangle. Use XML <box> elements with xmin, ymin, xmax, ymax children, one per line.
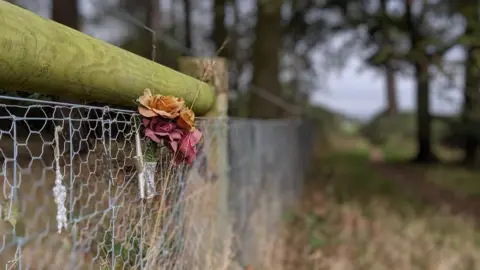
<box><xmin>0</xmin><ymin>95</ymin><xmax>316</xmax><ymax>269</ymax></box>
<box><xmin>0</xmin><ymin>3</ymin><xmax>316</xmax><ymax>268</ymax></box>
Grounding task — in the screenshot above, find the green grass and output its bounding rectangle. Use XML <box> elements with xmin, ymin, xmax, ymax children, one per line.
<box><xmin>286</xmin><ymin>146</ymin><xmax>480</xmax><ymax>269</ymax></box>
<box><xmin>380</xmin><ymin>138</ymin><xmax>416</xmax><ymax>162</ymax></box>
<box><xmin>314</xmin><ymin>149</ymin><xmax>421</xmax><ymax>210</ymax></box>
<box><xmin>425</xmin><ymin>165</ymin><xmax>480</xmax><ymax>198</ymax></box>
<box><xmin>372</xmin><ymin>135</ymin><xmax>480</xmax><ymax>199</ymax></box>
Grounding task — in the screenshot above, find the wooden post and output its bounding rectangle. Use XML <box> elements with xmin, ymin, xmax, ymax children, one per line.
<box><xmin>178</xmin><ymin>57</ymin><xmax>230</xmax><ymax>266</ymax></box>
<box><xmin>177</xmin><ymin>58</ymin><xmax>228</xmax><ymax>117</ymax></box>
<box><xmin>0</xmin><ymin>1</ymin><xmax>215</xmax><ymax>115</ymax></box>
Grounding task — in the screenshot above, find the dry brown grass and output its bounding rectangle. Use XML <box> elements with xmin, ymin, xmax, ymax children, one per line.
<box><xmin>285</xmin><ymin>188</ymin><xmax>480</xmax><ymax>270</ymax></box>
<box><xmin>286</xmin><ymin>145</ymin><xmax>480</xmax><ymax>270</ymax></box>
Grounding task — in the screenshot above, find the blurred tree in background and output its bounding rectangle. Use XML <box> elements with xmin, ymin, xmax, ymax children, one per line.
<box><xmin>248</xmin><ymin>0</ymin><xmax>283</xmax><ymax>118</ymax></box>
<box><xmin>455</xmin><ymin>1</ymin><xmax>480</xmax><ymax>165</ymax></box>
<box><xmin>52</xmin><ymin>0</ymin><xmax>79</xmax><ymax>30</ymax></box>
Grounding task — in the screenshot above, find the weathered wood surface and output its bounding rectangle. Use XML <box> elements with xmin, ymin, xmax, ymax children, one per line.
<box><xmin>0</xmin><ymin>1</ymin><xmax>215</xmax><ymax>115</ymax></box>
<box><xmin>179</xmin><ymin>57</ymin><xmax>230</xmax><ymax>268</ymax></box>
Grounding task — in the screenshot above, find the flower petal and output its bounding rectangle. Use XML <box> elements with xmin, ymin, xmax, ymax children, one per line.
<box><xmin>151</xmin><ymin>108</ymin><xmax>176</xmax><ymax>119</ymax></box>
<box><xmin>177</xmin><ymin>108</ymin><xmax>196</xmax><ymax>131</ymax></box>
<box><xmin>149</xmin><ymin>116</ymin><xmax>159</xmax><ymax>127</ymax></box>
<box><xmin>145</xmin><ymin>128</ymin><xmax>162</xmax><ymax>143</ymax></box>
<box><xmin>175</xmin><ymin>129</ymin><xmax>202</xmax><ymax>165</ymax></box>
<box><xmin>138</xmin><ymin>105</ymin><xmax>158</xmax><ymax>118</ymax></box>
<box><xmin>185</xmin><ymin>149</ymin><xmax>197</xmax><ymax>164</ymax></box>
<box><xmin>142</xmin><ymin>118</ymin><xmax>150</xmax><ymax>127</ymax></box>
<box><xmin>137</xmin><ymin>88</ymin><xmax>153</xmax><ymax>107</ymax></box>
<box><xmin>171</xmin><ymin>128</ymin><xmax>183</xmax><ymax>138</ymax></box>
<box><xmin>154</xmin><ymin>123</ymin><xmax>173</xmax><ymax>133</ymax></box>
<box><xmin>188</xmin><ymin>129</ymin><xmax>203</xmax><ymax>146</ymax></box>
<box><xmin>149</xmin><ymin>95</ymin><xmax>184</xmax><ymax>119</ymax></box>
<box><xmin>149</xmin><ymin>117</ymin><xmax>177</xmax><ymax>133</ymax></box>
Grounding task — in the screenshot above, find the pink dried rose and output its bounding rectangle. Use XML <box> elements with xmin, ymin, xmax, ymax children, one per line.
<box><xmin>142</xmin><ymin>115</ymin><xmax>203</xmax><ymax>165</ymax></box>
<box><xmin>143</xmin><ymin>117</ymin><xmax>183</xmax><ymax>151</ymax></box>
<box><xmin>175</xmin><ymin>129</ymin><xmax>203</xmax><ymax>165</ymax></box>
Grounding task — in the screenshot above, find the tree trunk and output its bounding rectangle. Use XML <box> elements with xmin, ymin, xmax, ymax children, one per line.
<box><xmin>404</xmin><ymin>0</ymin><xmax>436</xmax><ymax>163</ymax></box>
<box><xmin>248</xmin><ymin>0</ymin><xmax>283</xmax><ymax>119</ymax></box>
<box><xmin>145</xmin><ymin>0</ymin><xmax>160</xmax><ymax>31</ymax></box>
<box><xmin>413</xmin><ymin>62</ymin><xmax>436</xmax><ymax>163</ymax></box>
<box><xmin>462</xmin><ymin>54</ymin><xmax>479</xmax><ymax>165</ymax></box>
<box><xmin>213</xmin><ymin>0</ymin><xmax>228</xmax><ymax>57</ymax></box>
<box><xmin>137</xmin><ymin>0</ymin><xmax>160</xmax><ymax>61</ymax></box>
<box><xmin>461</xmin><ymin>9</ymin><xmax>480</xmax><ymax>165</ymax></box>
<box><xmin>144</xmin><ymin>0</ymin><xmax>160</xmax><ymax>61</ymax></box>
<box><xmin>183</xmin><ymin>0</ymin><xmax>192</xmax><ymax>51</ymax></box>
<box><xmin>52</xmin><ymin>0</ymin><xmax>79</xmax><ymax>30</ymax></box>
<box><xmin>385</xmin><ymin>64</ymin><xmax>398</xmax><ymax>115</ymax></box>
<box><xmin>231</xmin><ymin>0</ymin><xmax>240</xmax><ymax>76</ymax></box>
<box><xmin>380</xmin><ymin>0</ymin><xmax>397</xmax><ymax>115</ymax></box>
<box><xmin>224</xmin><ymin>0</ymin><xmax>243</xmax><ymax>116</ymax></box>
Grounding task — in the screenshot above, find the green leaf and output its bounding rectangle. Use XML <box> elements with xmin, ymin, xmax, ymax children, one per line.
<box><xmin>282</xmin><ymin>211</ymin><xmax>296</xmax><ymax>223</ymax></box>
<box><xmin>309</xmin><ymin>235</ymin><xmax>326</xmax><ymax>249</ymax></box>
<box><xmin>143</xmin><ymin>140</ymin><xmax>159</xmax><ymax>162</ymax></box>
<box><xmin>1</xmin><ymin>201</ymin><xmax>19</xmax><ymax>228</ymax></box>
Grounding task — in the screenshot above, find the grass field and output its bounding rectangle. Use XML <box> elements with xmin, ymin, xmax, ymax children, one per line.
<box><xmin>285</xmin><ymin>137</ymin><xmax>480</xmax><ymax>270</ymax></box>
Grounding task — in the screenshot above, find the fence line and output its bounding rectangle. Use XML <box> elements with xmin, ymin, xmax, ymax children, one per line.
<box><xmin>0</xmin><ymin>3</ymin><xmax>316</xmax><ymax>268</ymax></box>
<box><xmin>0</xmin><ymin>97</ymin><xmax>316</xmax><ymax>269</ymax></box>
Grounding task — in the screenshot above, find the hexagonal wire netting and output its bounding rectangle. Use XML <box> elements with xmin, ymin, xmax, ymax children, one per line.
<box><xmin>0</xmin><ymin>95</ymin><xmax>315</xmax><ymax>269</ymax></box>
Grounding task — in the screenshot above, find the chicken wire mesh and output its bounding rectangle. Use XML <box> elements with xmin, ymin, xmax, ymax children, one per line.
<box><xmin>0</xmin><ymin>95</ymin><xmax>315</xmax><ymax>270</ymax></box>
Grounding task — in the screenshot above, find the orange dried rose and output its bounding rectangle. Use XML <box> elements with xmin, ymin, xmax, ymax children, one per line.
<box><xmin>177</xmin><ymin>108</ymin><xmax>196</xmax><ymax>131</ymax></box>
<box><xmin>137</xmin><ymin>88</ymin><xmax>185</xmax><ymax>119</ymax></box>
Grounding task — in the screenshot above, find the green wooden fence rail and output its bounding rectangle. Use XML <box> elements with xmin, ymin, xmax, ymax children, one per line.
<box><xmin>0</xmin><ymin>1</ymin><xmax>215</xmax><ymax>115</ymax></box>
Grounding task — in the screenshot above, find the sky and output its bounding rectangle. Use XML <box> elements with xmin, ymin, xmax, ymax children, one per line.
<box><xmin>307</xmin><ymin>15</ymin><xmax>466</xmax><ymax>121</ymax></box>
<box><xmin>311</xmin><ymin>53</ymin><xmax>463</xmax><ymax>121</ymax></box>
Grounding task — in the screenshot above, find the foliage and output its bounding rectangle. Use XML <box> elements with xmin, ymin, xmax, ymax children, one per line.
<box><xmin>440</xmin><ymin>118</ymin><xmax>480</xmax><ymax>149</ymax></box>
<box><xmin>361</xmin><ymin>112</ymin><xmax>450</xmax><ymax>147</ymax></box>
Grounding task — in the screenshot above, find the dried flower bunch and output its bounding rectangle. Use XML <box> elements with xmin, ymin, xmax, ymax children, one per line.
<box><xmin>137</xmin><ymin>88</ymin><xmax>202</xmax><ymax>165</ymax></box>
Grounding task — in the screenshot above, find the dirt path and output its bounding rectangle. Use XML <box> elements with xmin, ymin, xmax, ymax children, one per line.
<box><xmin>372</xmin><ymin>162</ymin><xmax>480</xmax><ymax>223</ymax></box>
